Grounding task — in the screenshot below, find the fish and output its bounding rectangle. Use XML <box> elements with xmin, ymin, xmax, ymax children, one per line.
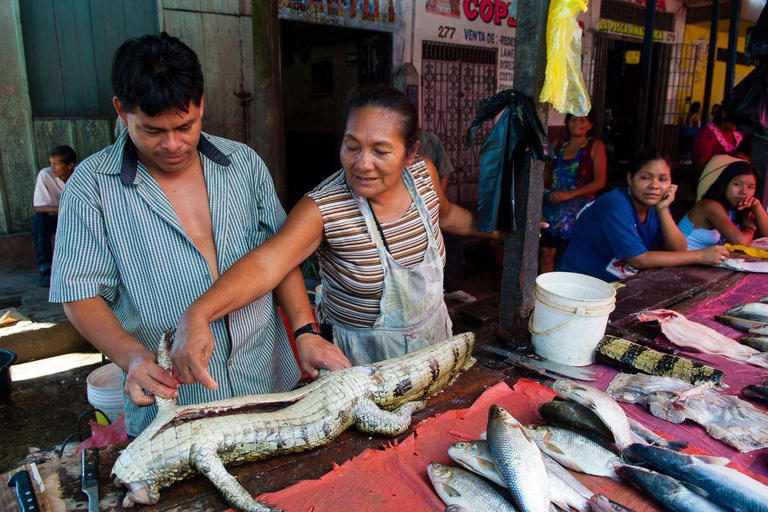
<box><xmin>624</xmin><ymin>444</ymin><xmax>768</xmax><ymax>512</ymax></box>
<box><xmin>487</xmin><ymin>405</ymin><xmax>550</xmax><ymax>512</ymax></box>
<box><xmin>751</xmin><ymin>324</ymin><xmax>768</xmax><ymax>336</ymax></box>
<box><xmin>552</xmin><ymin>379</ymin><xmax>634</xmax><ymax>450</ymax></box>
<box><xmin>725</xmin><ymin>302</ymin><xmax>768</xmax><ymax>322</ymax></box>
<box><xmin>615</xmin><ymin>464</ymin><xmax>728</xmax><ymax>512</ymax></box>
<box><xmin>448</xmin><ymin>440</ymin><xmax>591</xmax><ymax>512</ymax></box>
<box><xmin>715</xmin><ymin>315</ymin><xmax>768</xmax><ymax>332</ymax></box>
<box><xmin>525</xmin><ymin>424</ymin><xmax>621</xmax><ymax>479</ymax></box>
<box><xmin>539</xmin><ymin>399</ymin><xmax>687</xmax><ymax>451</ymax></box>
<box><xmin>607</xmin><ymin>373</ymin><xmax>768</xmax><ymax>452</ymax></box>
<box><xmin>595</xmin><ymin>335</ymin><xmax>725</xmax><ymax>386</ymax></box>
<box><xmin>741</xmin><ymin>336</ymin><xmax>768</xmax><ymax>352</ymax></box>
<box><xmin>637</xmin><ymin>309</ymin><xmax>767</xmax><ymax>367</ymax></box>
<box><xmin>427</xmin><ymin>463</ymin><xmax>519</xmax><ymax>512</ymax></box>
<box><xmin>588</xmin><ymin>494</ymin><xmax>637</xmax><ymax>512</ymax></box>
<box><xmin>742</xmin><ymin>384</ymin><xmax>768</xmax><ymax>403</ymax></box>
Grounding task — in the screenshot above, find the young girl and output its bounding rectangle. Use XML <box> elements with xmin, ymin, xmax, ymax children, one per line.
<box><xmin>679</xmin><ymin>161</ymin><xmax>768</xmax><ymax>250</ymax></box>
<box><xmin>560</xmin><ymin>151</ymin><xmax>728</xmax><ymax>282</ymax></box>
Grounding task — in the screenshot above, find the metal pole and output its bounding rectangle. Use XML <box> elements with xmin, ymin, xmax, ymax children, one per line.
<box><xmin>252</xmin><ymin>0</ymin><xmax>287</xmax><ymax>204</ymax></box>
<box><xmin>702</xmin><ymin>1</ymin><xmax>720</xmax><ymax>122</ymax></box>
<box><xmin>636</xmin><ymin>0</ymin><xmax>656</xmax><ymax>151</ymax></box>
<box><xmin>500</xmin><ymin>0</ymin><xmax>550</xmax><ymax>327</ymax></box>
<box><xmin>724</xmin><ymin>0</ymin><xmax>742</xmax><ymax>100</ymax></box>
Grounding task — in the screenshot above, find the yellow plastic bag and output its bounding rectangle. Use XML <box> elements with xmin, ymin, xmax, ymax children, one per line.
<box><xmin>539</xmin><ymin>0</ymin><xmax>591</xmax><ymax>116</ymax></box>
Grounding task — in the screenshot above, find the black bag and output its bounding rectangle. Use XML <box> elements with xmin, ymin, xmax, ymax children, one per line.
<box><xmin>727</xmin><ymin>6</ymin><xmax>768</xmax><ymax>135</ymax></box>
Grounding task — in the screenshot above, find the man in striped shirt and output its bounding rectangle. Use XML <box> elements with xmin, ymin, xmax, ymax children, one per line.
<box><xmin>49</xmin><ymin>33</ymin><xmax>346</xmax><ymax>436</ymax></box>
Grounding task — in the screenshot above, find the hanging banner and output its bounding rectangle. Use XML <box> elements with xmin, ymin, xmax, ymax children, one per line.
<box><xmin>279</xmin><ymin>0</ymin><xmax>402</xmax><ymax>31</ymax></box>
<box><xmin>426</xmin><ymin>0</ymin><xmax>461</xmax><ymax>19</ymax></box>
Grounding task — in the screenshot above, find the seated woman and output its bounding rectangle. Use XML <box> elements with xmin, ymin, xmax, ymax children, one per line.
<box><xmin>172</xmin><ymin>85</ymin><xmax>496</xmax><ymax>384</ymax></box>
<box><xmin>679</xmin><ymin>161</ymin><xmax>768</xmax><ymax>250</ymax></box>
<box><xmin>539</xmin><ymin>112</ymin><xmax>607</xmax><ymax>274</ymax></box>
<box><xmin>559</xmin><ymin>151</ymin><xmax>728</xmax><ymax>282</ymax></box>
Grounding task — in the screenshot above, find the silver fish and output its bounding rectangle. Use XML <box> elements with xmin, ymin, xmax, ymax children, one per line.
<box><xmin>741</xmin><ymin>336</ymin><xmax>768</xmax><ymax>352</ymax></box>
<box><xmin>448</xmin><ymin>440</ymin><xmax>589</xmax><ymax>512</ymax></box>
<box><xmin>624</xmin><ymin>444</ymin><xmax>768</xmax><ymax>512</ymax></box>
<box><xmin>761</xmin><ymin>295</ymin><xmax>768</xmax><ymax>304</ymax></box>
<box><xmin>487</xmin><ymin>405</ymin><xmax>550</xmax><ymax>512</ymax></box>
<box><xmin>616</xmin><ymin>465</ymin><xmax>728</xmax><ymax>512</ymax></box>
<box><xmin>725</xmin><ymin>303</ymin><xmax>768</xmax><ymax>323</ymax></box>
<box><xmin>427</xmin><ymin>463</ymin><xmax>518</xmax><ymax>512</ymax></box>
<box><xmin>552</xmin><ymin>379</ymin><xmax>634</xmax><ymax>449</ymax></box>
<box><xmin>525</xmin><ymin>424</ymin><xmax>621</xmax><ymax>479</ymax></box>
<box><xmin>715</xmin><ymin>315</ymin><xmax>768</xmax><ymax>332</ymax></box>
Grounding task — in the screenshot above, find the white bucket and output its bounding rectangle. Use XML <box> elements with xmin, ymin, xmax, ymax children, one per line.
<box><xmin>529</xmin><ymin>272</ymin><xmax>616</xmax><ymax>366</ymax></box>
<box><xmin>86</xmin><ymin>363</ymin><xmax>125</xmax><ymax>424</ymax></box>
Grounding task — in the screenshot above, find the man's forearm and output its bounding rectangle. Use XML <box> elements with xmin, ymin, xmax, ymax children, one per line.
<box><xmin>64</xmin><ymin>297</ymin><xmax>151</xmax><ymax>372</ymax></box>
<box><xmin>33</xmin><ymin>206</ymin><xmax>58</xmax><ymax>214</ymax></box>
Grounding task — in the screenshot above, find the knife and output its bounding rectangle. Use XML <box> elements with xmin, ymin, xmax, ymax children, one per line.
<box><xmin>81</xmin><ymin>448</ymin><xmax>99</xmax><ymax>512</ymax></box>
<box><xmin>8</xmin><ymin>470</ymin><xmax>40</xmax><ymax>512</ymax></box>
<box><xmin>481</xmin><ymin>346</ymin><xmax>599</xmax><ymax>380</ymax></box>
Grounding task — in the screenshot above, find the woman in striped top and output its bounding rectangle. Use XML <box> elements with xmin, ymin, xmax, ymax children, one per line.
<box><xmin>173</xmin><ymin>85</ymin><xmax>496</xmax><ymax>383</ymax></box>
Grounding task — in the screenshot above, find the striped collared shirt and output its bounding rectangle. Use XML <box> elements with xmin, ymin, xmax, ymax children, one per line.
<box><xmin>50</xmin><ymin>130</ymin><xmax>300</xmax><ymax>436</ymax></box>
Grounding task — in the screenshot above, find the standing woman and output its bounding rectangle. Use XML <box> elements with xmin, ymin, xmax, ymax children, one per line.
<box><xmin>692</xmin><ymin>107</ymin><xmax>742</xmax><ymax>171</ymax></box>
<box><xmin>679</xmin><ymin>161</ymin><xmax>768</xmax><ymax>250</ymax></box>
<box><xmin>560</xmin><ymin>151</ymin><xmax>728</xmax><ymax>282</ymax></box>
<box><xmin>171</xmin><ymin>85</ymin><xmax>494</xmax><ymax>385</ymax></box>
<box><xmin>539</xmin><ymin>113</ymin><xmax>607</xmax><ymax>273</ymax></box>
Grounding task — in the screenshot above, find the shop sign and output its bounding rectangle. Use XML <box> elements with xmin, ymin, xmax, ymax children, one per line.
<box><xmin>426</xmin><ymin>0</ymin><xmax>461</xmax><ymax>19</ymax></box>
<box><xmin>463</xmin><ymin>0</ymin><xmax>517</xmax><ymax>27</ymax></box>
<box><xmin>597</xmin><ymin>18</ymin><xmax>676</xmax><ymax>42</ymax></box>
<box><xmin>279</xmin><ymin>0</ymin><xmax>399</xmax><ymax>27</ymax></box>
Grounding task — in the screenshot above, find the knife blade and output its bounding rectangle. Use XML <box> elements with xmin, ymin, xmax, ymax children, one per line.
<box><xmin>481</xmin><ymin>346</ymin><xmax>599</xmax><ymax>380</ymax></box>
<box><xmin>8</xmin><ymin>470</ymin><xmax>40</xmax><ymax>512</ymax></box>
<box><xmin>81</xmin><ymin>447</ymin><xmax>99</xmax><ymax>512</ymax></box>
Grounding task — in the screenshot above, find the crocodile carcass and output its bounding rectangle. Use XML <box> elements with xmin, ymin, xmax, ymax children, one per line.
<box><xmin>112</xmin><ymin>331</ymin><xmax>475</xmax><ymax>511</ymax></box>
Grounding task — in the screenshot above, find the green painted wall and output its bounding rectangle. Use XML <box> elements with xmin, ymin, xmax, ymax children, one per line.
<box><xmin>0</xmin><ymin>0</ymin><xmax>37</xmax><ymax>234</ymax></box>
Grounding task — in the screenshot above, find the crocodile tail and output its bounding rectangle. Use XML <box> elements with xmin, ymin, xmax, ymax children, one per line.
<box><xmin>155</xmin><ymin>328</ymin><xmax>178</xmax><ymax>412</ymax></box>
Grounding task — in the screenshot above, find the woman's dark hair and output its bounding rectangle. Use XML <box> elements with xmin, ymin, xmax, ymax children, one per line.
<box><xmin>341</xmin><ymin>84</ymin><xmax>419</xmax><ymax>151</ymax></box>
<box><xmin>713</xmin><ymin>105</ymin><xmax>726</xmax><ymax>125</ymax></box>
<box><xmin>112</xmin><ymin>32</ymin><xmax>204</xmax><ymax>117</ymax></box>
<box><xmin>689</xmin><ymin>101</ymin><xmax>701</xmax><ymax>114</ymax></box>
<box><xmin>564</xmin><ymin>111</ymin><xmax>596</xmax><ymax>126</ymax></box>
<box><xmin>702</xmin><ymin>160</ymin><xmax>761</xmax><ymax>224</ymax></box>
<box><xmin>50</xmin><ymin>145</ymin><xmax>77</xmax><ymax>166</ymax></box>
<box><xmin>627</xmin><ymin>149</ymin><xmax>672</xmax><ymax>177</ymax></box>
<box><xmin>735</xmin><ymin>133</ymin><xmax>752</xmax><ymax>157</ymax></box>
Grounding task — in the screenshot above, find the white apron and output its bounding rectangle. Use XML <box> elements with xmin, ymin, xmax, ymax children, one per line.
<box><xmin>316</xmin><ymin>168</ymin><xmax>452</xmax><ymax>365</ymax></box>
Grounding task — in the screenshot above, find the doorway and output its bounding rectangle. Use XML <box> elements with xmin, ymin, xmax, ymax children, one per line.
<box><xmin>280</xmin><ymin>20</ymin><xmax>392</xmax><ymax>208</ymax></box>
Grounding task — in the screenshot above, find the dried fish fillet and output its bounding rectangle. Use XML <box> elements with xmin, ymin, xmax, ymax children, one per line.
<box><xmin>608</xmin><ymin>373</ymin><xmax>768</xmax><ymax>452</ymax></box>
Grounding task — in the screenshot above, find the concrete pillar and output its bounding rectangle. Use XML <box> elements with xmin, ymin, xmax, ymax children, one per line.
<box><xmin>0</xmin><ymin>0</ymin><xmax>37</xmax><ymax>234</ymax></box>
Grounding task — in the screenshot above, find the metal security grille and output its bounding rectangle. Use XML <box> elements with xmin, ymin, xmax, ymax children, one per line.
<box><xmin>422</xmin><ymin>41</ymin><xmax>499</xmax><ymax>205</ymax></box>
<box><xmin>600</xmin><ymin>0</ymin><xmax>676</xmax><ymax>33</ymax></box>
<box><xmin>650</xmin><ymin>43</ymin><xmax>700</xmax><ymax>155</ymax></box>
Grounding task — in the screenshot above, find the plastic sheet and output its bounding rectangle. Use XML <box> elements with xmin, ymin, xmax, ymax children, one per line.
<box><xmin>465</xmin><ymin>90</ymin><xmax>555</xmax><ymax>232</ymax></box>
<box><xmin>726</xmin><ymin>63</ymin><xmax>768</xmax><ymax>136</ymax></box>
<box><xmin>539</xmin><ymin>0</ymin><xmax>591</xmax><ymax>116</ymax></box>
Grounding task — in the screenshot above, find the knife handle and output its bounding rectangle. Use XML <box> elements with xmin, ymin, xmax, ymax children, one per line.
<box><xmin>8</xmin><ymin>470</ymin><xmax>40</xmax><ymax>512</ymax></box>
<box><xmin>81</xmin><ymin>448</ymin><xmax>99</xmax><ymax>487</ymax></box>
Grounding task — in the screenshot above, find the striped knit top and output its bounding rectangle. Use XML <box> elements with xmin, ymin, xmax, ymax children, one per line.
<box><xmin>307</xmin><ymin>159</ymin><xmax>445</xmax><ymax>328</ymax></box>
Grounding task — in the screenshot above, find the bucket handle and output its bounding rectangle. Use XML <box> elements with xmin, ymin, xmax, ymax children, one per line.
<box><xmin>528</xmin><ymin>307</ymin><xmax>587</xmax><ymax>336</ymax></box>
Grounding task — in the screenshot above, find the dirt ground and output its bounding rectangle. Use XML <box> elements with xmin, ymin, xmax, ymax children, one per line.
<box><xmin>0</xmin><ymin>361</ymin><xmax>104</xmax><ymax>474</ymax></box>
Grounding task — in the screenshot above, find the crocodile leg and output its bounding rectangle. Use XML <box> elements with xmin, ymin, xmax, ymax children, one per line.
<box><xmin>352</xmin><ymin>399</ymin><xmax>427</xmax><ymax>435</ymax></box>
<box><xmin>193</xmin><ymin>444</ymin><xmax>281</xmax><ymax>512</ymax></box>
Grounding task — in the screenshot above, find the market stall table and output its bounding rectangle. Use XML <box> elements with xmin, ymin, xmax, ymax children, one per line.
<box><xmin>1</xmin><ymin>264</ymin><xmax>765</xmax><ymax>511</ymax></box>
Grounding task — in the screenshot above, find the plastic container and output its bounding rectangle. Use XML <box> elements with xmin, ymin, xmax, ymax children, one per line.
<box><xmin>86</xmin><ymin>363</ymin><xmax>125</xmax><ymax>425</ymax></box>
<box><xmin>529</xmin><ymin>272</ymin><xmax>616</xmax><ymax>366</ymax></box>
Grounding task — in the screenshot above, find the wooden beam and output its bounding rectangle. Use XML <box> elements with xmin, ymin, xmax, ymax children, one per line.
<box><xmin>499</xmin><ymin>0</ymin><xmax>550</xmax><ymax>328</ymax></box>
<box><xmin>252</xmin><ymin>0</ymin><xmax>287</xmax><ymax>204</ymax></box>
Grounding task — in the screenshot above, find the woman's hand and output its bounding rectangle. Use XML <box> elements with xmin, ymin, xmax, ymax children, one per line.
<box><xmin>655</xmin><ymin>184</ymin><xmax>678</xmax><ymax>211</ymax></box>
<box><xmin>548</xmin><ymin>190</ymin><xmax>572</xmax><ymax>205</ymax></box>
<box><xmin>170</xmin><ymin>308</ymin><xmax>219</xmax><ymax>391</ymax></box>
<box><xmin>696</xmin><ymin>245</ymin><xmax>730</xmax><ymax>266</ymax></box>
<box><xmin>295</xmin><ymin>333</ymin><xmax>351</xmax><ymax>379</ymax></box>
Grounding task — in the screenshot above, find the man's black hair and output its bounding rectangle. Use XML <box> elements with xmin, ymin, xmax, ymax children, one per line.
<box><xmin>50</xmin><ymin>145</ymin><xmax>77</xmax><ymax>166</ymax></box>
<box><xmin>111</xmin><ymin>32</ymin><xmax>204</xmax><ymax>117</ymax></box>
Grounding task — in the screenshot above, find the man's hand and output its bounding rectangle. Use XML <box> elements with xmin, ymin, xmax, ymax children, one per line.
<box><xmin>655</xmin><ymin>184</ymin><xmax>678</xmax><ymax>211</ymax></box>
<box><xmin>125</xmin><ymin>349</ymin><xmax>179</xmax><ymax>406</ymax></box>
<box><xmin>295</xmin><ymin>333</ymin><xmax>351</xmax><ymax>379</ymax></box>
<box><xmin>170</xmin><ymin>310</ymin><xmax>219</xmax><ymax>391</ymax></box>
<box><xmin>696</xmin><ymin>245</ymin><xmax>730</xmax><ymax>266</ymax></box>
